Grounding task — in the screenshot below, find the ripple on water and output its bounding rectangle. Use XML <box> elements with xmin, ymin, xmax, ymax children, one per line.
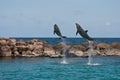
<box><xmin>0</xmin><ymin>57</ymin><xmax>120</xmax><ymax>80</ymax></box>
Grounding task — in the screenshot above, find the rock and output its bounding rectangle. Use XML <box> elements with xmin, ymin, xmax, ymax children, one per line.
<box><xmin>0</xmin><ymin>39</ymin><xmax>7</xmax><ymax>46</ymax></box>
<box><xmin>68</xmin><ymin>45</ymin><xmax>85</xmax><ymax>57</ymax></box>
<box><xmin>16</xmin><ymin>40</ymin><xmax>26</xmax><ymax>46</ymax></box>
<box><xmin>8</xmin><ymin>39</ymin><xmax>16</xmax><ymax>46</ymax></box>
<box><xmin>69</xmin><ymin>50</ymin><xmax>84</xmax><ymax>57</ymax></box>
<box><xmin>0</xmin><ymin>38</ymin><xmax>17</xmax><ymax>56</ymax></box>
<box><xmin>54</xmin><ymin>42</ymin><xmax>71</xmax><ymax>57</ymax></box>
<box><xmin>97</xmin><ymin>43</ymin><xmax>111</xmax><ymax>50</ymax></box>
<box><xmin>81</xmin><ymin>41</ymin><xmax>97</xmax><ymax>50</ymax></box>
<box><xmin>81</xmin><ymin>42</ymin><xmax>89</xmax><ymax>49</ymax></box>
<box><xmin>15</xmin><ymin>45</ymin><xmax>30</xmax><ymax>56</ymax></box>
<box><xmin>53</xmin><ymin>42</ymin><xmax>68</xmax><ymax>55</ymax></box>
<box><xmin>16</xmin><ymin>45</ymin><xmax>29</xmax><ymax>52</ymax></box>
<box><xmin>44</xmin><ymin>49</ymin><xmax>56</xmax><ymax>57</ymax></box>
<box><xmin>27</xmin><ymin>44</ymin><xmax>35</xmax><ymax>51</ymax></box>
<box><xmin>106</xmin><ymin>49</ymin><xmax>120</xmax><ymax>56</ymax></box>
<box><xmin>32</xmin><ymin>46</ymin><xmax>43</xmax><ymax>56</ymax></box>
<box><xmin>28</xmin><ymin>39</ymin><xmax>45</xmax><ymax>45</ymax></box>
<box><xmin>0</xmin><ymin>46</ymin><xmax>11</xmax><ymax>56</ymax></box>
<box><xmin>15</xmin><ymin>39</ymin><xmax>45</xmax><ymax>57</ymax></box>
<box><xmin>22</xmin><ymin>51</ymin><xmax>34</xmax><ymax>57</ymax></box>
<box><xmin>84</xmin><ymin>50</ymin><xmax>100</xmax><ymax>56</ymax></box>
<box><xmin>10</xmin><ymin>46</ymin><xmax>19</xmax><ymax>56</ymax></box>
<box><xmin>49</xmin><ymin>54</ymin><xmax>62</xmax><ymax>58</ymax></box>
<box><xmin>32</xmin><ymin>41</ymin><xmax>44</xmax><ymax>56</ymax></box>
<box><xmin>111</xmin><ymin>43</ymin><xmax>120</xmax><ymax>49</ymax></box>
<box><xmin>97</xmin><ymin>43</ymin><xmax>111</xmax><ymax>55</ymax></box>
<box><xmin>53</xmin><ymin>42</ymin><xmax>64</xmax><ymax>52</ymax></box>
<box><xmin>43</xmin><ymin>44</ymin><xmax>57</xmax><ymax>57</ymax></box>
<box><xmin>95</xmin><ymin>50</ymin><xmax>103</xmax><ymax>55</ymax></box>
<box><xmin>12</xmin><ymin>51</ymin><xmax>20</xmax><ymax>56</ymax></box>
<box><xmin>70</xmin><ymin>45</ymin><xmax>86</xmax><ymax>52</ymax></box>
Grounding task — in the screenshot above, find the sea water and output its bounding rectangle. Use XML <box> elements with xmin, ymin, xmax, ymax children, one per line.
<box><xmin>0</xmin><ymin>56</ymin><xmax>120</xmax><ymax>80</ymax></box>
<box><xmin>14</xmin><ymin>37</ymin><xmax>120</xmax><ymax>45</ymax></box>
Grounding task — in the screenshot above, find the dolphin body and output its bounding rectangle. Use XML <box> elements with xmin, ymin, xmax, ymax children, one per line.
<box><xmin>75</xmin><ymin>23</ymin><xmax>94</xmax><ymax>41</ymax></box>
<box><xmin>54</xmin><ymin>24</ymin><xmax>66</xmax><ymax>38</ymax></box>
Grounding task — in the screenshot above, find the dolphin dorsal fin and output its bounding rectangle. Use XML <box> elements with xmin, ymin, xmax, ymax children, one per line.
<box><xmin>85</xmin><ymin>30</ymin><xmax>88</xmax><ymax>33</ymax></box>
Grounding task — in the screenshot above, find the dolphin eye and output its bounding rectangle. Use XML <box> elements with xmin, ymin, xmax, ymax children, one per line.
<box><xmin>85</xmin><ymin>30</ymin><xmax>88</xmax><ymax>33</ymax></box>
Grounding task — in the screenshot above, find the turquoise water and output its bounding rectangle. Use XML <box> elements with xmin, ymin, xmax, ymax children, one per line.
<box><xmin>0</xmin><ymin>56</ymin><xmax>120</xmax><ymax>80</ymax></box>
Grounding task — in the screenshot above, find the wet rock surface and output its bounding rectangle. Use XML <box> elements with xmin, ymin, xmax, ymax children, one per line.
<box><xmin>0</xmin><ymin>38</ymin><xmax>120</xmax><ymax>57</ymax></box>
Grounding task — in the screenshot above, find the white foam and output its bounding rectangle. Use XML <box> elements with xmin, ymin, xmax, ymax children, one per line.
<box><xmin>87</xmin><ymin>62</ymin><xmax>101</xmax><ymax>66</ymax></box>
<box><xmin>60</xmin><ymin>60</ymin><xmax>68</xmax><ymax>64</ymax></box>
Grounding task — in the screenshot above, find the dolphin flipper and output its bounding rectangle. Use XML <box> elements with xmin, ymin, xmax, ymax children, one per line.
<box><xmin>76</xmin><ymin>31</ymin><xmax>79</xmax><ymax>35</ymax></box>
<box><xmin>54</xmin><ymin>31</ymin><xmax>55</xmax><ymax>34</ymax></box>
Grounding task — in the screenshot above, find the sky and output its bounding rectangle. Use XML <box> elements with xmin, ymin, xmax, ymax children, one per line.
<box><xmin>0</xmin><ymin>0</ymin><xmax>120</xmax><ymax>38</ymax></box>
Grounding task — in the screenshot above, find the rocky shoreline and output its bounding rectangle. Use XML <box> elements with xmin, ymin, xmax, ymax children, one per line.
<box><xmin>0</xmin><ymin>38</ymin><xmax>120</xmax><ymax>58</ymax></box>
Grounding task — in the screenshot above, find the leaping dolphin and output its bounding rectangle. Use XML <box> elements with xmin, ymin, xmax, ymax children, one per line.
<box><xmin>54</xmin><ymin>24</ymin><xmax>66</xmax><ymax>38</ymax></box>
<box><xmin>75</xmin><ymin>23</ymin><xmax>94</xmax><ymax>41</ymax></box>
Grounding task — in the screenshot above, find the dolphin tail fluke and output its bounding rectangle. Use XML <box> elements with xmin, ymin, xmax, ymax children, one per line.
<box><xmin>58</xmin><ymin>36</ymin><xmax>67</xmax><ymax>39</ymax></box>
<box><xmin>62</xmin><ymin>36</ymin><xmax>67</xmax><ymax>38</ymax></box>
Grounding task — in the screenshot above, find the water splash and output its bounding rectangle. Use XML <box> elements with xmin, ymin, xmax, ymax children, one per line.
<box><xmin>87</xmin><ymin>41</ymin><xmax>100</xmax><ymax>66</ymax></box>
<box><xmin>87</xmin><ymin>41</ymin><xmax>93</xmax><ymax>65</ymax></box>
<box><xmin>60</xmin><ymin>38</ymin><xmax>68</xmax><ymax>64</ymax></box>
<box><xmin>87</xmin><ymin>63</ymin><xmax>101</xmax><ymax>66</ymax></box>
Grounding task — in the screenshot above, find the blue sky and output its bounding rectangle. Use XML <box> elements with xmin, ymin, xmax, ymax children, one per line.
<box><xmin>0</xmin><ymin>0</ymin><xmax>120</xmax><ymax>37</ymax></box>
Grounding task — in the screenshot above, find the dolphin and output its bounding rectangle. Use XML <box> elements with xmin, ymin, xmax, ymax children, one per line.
<box><xmin>75</xmin><ymin>23</ymin><xmax>94</xmax><ymax>41</ymax></box>
<box><xmin>54</xmin><ymin>24</ymin><xmax>66</xmax><ymax>38</ymax></box>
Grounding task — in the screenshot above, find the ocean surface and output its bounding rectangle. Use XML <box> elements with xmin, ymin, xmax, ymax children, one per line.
<box><xmin>14</xmin><ymin>37</ymin><xmax>120</xmax><ymax>45</ymax></box>
<box><xmin>0</xmin><ymin>38</ymin><xmax>120</xmax><ymax>80</ymax></box>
